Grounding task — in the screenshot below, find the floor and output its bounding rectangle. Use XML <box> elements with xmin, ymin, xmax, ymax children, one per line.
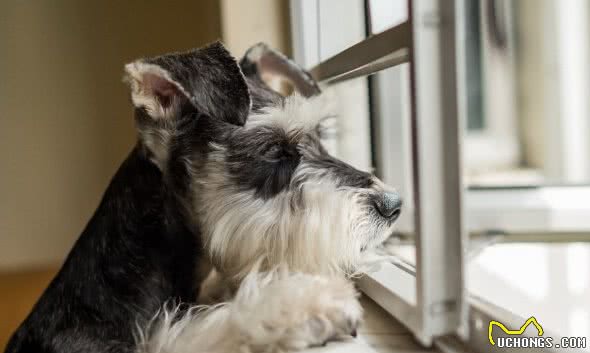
<box><xmin>0</xmin><ymin>267</ymin><xmax>58</xmax><ymax>350</ymax></box>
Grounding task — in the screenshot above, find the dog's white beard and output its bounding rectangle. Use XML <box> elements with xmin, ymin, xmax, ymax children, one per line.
<box><xmin>196</xmin><ymin>179</ymin><xmax>377</xmax><ymax>280</ymax></box>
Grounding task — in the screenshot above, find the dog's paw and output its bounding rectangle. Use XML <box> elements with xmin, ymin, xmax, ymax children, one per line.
<box><xmin>283</xmin><ymin>286</ymin><xmax>362</xmax><ymax>348</ymax></box>
<box><xmin>232</xmin><ymin>272</ymin><xmax>362</xmax><ymax>352</ymax></box>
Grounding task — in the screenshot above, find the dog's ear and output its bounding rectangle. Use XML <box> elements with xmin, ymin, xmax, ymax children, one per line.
<box><xmin>124</xmin><ymin>61</ymin><xmax>191</xmax><ymax>121</ymax></box>
<box><xmin>240</xmin><ymin>43</ymin><xmax>320</xmax><ymax>98</ymax></box>
<box><xmin>124</xmin><ymin>42</ymin><xmax>251</xmax><ymax>169</ymax></box>
<box><xmin>125</xmin><ymin>42</ymin><xmax>251</xmax><ymax>126</ymax></box>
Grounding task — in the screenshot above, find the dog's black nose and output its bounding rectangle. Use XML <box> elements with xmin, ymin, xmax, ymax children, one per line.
<box><xmin>374</xmin><ymin>192</ymin><xmax>402</xmax><ymax>220</ymax></box>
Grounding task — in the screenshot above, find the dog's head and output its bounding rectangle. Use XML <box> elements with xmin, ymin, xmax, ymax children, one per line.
<box><xmin>125</xmin><ymin>42</ymin><xmax>401</xmax><ymax>279</ymax></box>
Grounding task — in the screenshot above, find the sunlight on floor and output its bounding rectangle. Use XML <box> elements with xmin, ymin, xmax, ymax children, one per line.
<box><xmin>470</xmin><ymin>242</ymin><xmax>590</xmax><ymax>338</ymax></box>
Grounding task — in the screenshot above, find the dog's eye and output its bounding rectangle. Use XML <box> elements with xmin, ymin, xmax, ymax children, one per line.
<box><xmin>264</xmin><ymin>145</ymin><xmax>283</xmax><ymax>157</ymax></box>
<box><xmin>262</xmin><ymin>143</ymin><xmax>299</xmax><ymax>162</ymax></box>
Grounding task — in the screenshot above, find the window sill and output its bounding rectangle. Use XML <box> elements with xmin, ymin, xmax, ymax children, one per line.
<box><xmin>357</xmin><ymin>241</ymin><xmax>590</xmax><ymax>353</ymax></box>
<box><xmin>303</xmin><ymin>295</ymin><xmax>440</xmax><ymax>353</ymax></box>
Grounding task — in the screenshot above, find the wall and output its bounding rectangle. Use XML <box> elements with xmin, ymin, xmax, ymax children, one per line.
<box><xmin>0</xmin><ymin>0</ymin><xmax>221</xmax><ymax>270</ymax></box>
<box><xmin>220</xmin><ymin>0</ymin><xmax>291</xmax><ymax>56</ymax></box>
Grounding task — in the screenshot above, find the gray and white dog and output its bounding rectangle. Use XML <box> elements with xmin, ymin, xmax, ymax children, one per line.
<box><xmin>6</xmin><ymin>42</ymin><xmax>401</xmax><ymax>353</ymax></box>
<box><xmin>128</xmin><ymin>42</ymin><xmax>402</xmax><ymax>353</ymax></box>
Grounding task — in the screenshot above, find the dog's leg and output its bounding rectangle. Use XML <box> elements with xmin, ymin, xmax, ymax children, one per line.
<box><xmin>136</xmin><ymin>271</ymin><xmax>361</xmax><ymax>353</ymax></box>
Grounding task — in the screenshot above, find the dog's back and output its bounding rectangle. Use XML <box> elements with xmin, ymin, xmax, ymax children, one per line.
<box><xmin>5</xmin><ymin>148</ymin><xmax>200</xmax><ymax>353</ymax></box>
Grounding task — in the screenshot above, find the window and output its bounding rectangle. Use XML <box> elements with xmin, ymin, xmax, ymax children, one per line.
<box><xmin>292</xmin><ymin>0</ymin><xmax>465</xmax><ymax>346</ymax></box>
<box><xmin>291</xmin><ymin>0</ymin><xmax>590</xmax><ymax>349</ymax></box>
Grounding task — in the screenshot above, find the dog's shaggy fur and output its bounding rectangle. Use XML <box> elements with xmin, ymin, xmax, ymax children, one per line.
<box><xmin>137</xmin><ymin>270</ymin><xmax>362</xmax><ymax>353</ymax></box>
<box><xmin>5</xmin><ymin>42</ymin><xmax>401</xmax><ymax>353</ymax></box>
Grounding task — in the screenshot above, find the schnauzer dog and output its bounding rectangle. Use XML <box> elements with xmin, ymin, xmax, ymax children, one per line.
<box><xmin>5</xmin><ymin>42</ymin><xmax>401</xmax><ymax>353</ymax></box>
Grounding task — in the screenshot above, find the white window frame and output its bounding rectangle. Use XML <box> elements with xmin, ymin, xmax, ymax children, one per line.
<box><xmin>291</xmin><ymin>0</ymin><xmax>590</xmax><ymax>350</ymax></box>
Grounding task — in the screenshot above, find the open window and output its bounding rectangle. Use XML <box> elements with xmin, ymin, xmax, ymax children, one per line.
<box><xmin>291</xmin><ymin>0</ymin><xmax>590</xmax><ymax>350</ymax></box>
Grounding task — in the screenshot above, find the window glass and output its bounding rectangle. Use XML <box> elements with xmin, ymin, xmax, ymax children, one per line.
<box><xmin>462</xmin><ymin>0</ymin><xmax>590</xmax><ymax>186</ymax></box>
<box><xmin>317</xmin><ymin>0</ymin><xmax>367</xmax><ymax>61</ymax></box>
<box><xmin>367</xmin><ymin>0</ymin><xmax>407</xmax><ymax>34</ymax></box>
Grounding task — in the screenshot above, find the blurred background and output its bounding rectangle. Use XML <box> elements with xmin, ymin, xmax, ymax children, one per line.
<box><xmin>292</xmin><ymin>0</ymin><xmax>590</xmax><ymax>340</ymax></box>
<box><xmin>0</xmin><ymin>0</ymin><xmax>290</xmax><ymax>346</ymax></box>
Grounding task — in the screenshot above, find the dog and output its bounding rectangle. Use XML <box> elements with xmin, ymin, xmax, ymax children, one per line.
<box><xmin>5</xmin><ymin>42</ymin><xmax>402</xmax><ymax>353</ymax></box>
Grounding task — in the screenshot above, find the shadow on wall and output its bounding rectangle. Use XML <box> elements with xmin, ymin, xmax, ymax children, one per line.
<box><xmin>0</xmin><ymin>0</ymin><xmax>221</xmax><ymax>270</ymax></box>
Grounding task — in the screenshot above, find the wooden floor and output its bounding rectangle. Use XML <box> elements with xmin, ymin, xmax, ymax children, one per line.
<box><xmin>0</xmin><ymin>267</ymin><xmax>58</xmax><ymax>350</ymax></box>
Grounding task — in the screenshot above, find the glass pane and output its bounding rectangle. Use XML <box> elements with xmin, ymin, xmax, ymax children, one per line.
<box><xmin>367</xmin><ymin>0</ymin><xmax>408</xmax><ymax>35</ymax></box>
<box><xmin>371</xmin><ymin>66</ymin><xmax>416</xmax><ymax>266</ymax></box>
<box><xmin>367</xmin><ymin>0</ymin><xmax>414</xmax><ymax>267</ymax></box>
<box><xmin>317</xmin><ymin>0</ymin><xmax>367</xmax><ymax>61</ymax></box>
<box><xmin>464</xmin><ymin>0</ymin><xmax>484</xmax><ymax>131</ymax></box>
<box><xmin>317</xmin><ymin>0</ymin><xmax>408</xmax><ymax>62</ymax></box>
<box><xmin>459</xmin><ymin>2</ymin><xmax>590</xmax><ymax>345</ymax></box>
<box><xmin>461</xmin><ymin>0</ymin><xmax>590</xmax><ymax>187</ymax></box>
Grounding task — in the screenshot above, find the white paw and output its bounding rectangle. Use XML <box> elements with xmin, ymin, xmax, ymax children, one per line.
<box><xmin>232</xmin><ymin>272</ymin><xmax>362</xmax><ymax>352</ymax></box>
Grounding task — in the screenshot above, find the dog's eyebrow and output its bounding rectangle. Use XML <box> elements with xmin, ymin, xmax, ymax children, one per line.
<box><xmin>223</xmin><ymin>127</ymin><xmax>302</xmax><ymax>199</ymax></box>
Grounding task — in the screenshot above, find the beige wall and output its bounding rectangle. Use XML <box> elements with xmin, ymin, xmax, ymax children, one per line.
<box><xmin>0</xmin><ymin>1</ymin><xmax>221</xmax><ymax>269</ymax></box>
<box><xmin>220</xmin><ymin>0</ymin><xmax>291</xmax><ymax>56</ymax></box>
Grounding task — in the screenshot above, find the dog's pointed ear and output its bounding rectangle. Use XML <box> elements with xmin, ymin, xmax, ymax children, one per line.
<box><xmin>124</xmin><ymin>61</ymin><xmax>192</xmax><ymax>121</ymax></box>
<box><xmin>240</xmin><ymin>43</ymin><xmax>321</xmax><ymax>98</ymax></box>
<box><xmin>125</xmin><ymin>42</ymin><xmax>251</xmax><ymax>126</ymax></box>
